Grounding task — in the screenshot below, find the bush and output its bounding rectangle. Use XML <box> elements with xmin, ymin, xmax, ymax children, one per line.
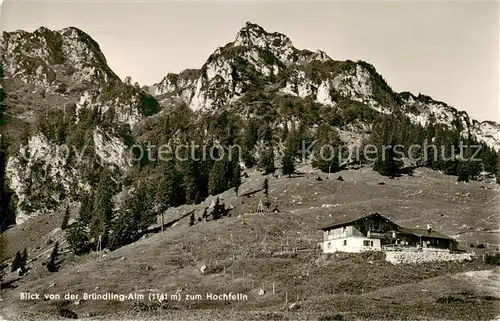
<box><xmin>485</xmin><ymin>254</ymin><xmax>500</xmax><ymax>265</ymax></box>
<box><xmin>58</xmin><ymin>307</ymin><xmax>77</xmax><ymax>319</ymax></box>
<box><xmin>318</xmin><ymin>314</ymin><xmax>344</xmax><ymax>321</ymax></box>
<box><xmin>436</xmin><ymin>296</ymin><xmax>464</xmax><ymax>303</ymax></box>
<box><xmin>11</xmin><ymin>251</ymin><xmax>24</xmax><ymax>272</ymax></box>
<box><xmin>66</xmin><ymin>221</ymin><xmax>90</xmax><ymax>255</ymax></box>
<box><xmin>47</xmin><ymin>242</ymin><xmax>60</xmax><ymax>273</ymax></box>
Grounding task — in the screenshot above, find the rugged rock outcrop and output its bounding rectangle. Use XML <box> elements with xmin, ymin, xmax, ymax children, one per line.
<box><xmin>1</xmin><ymin>26</ymin><xmax>159</xmax><ymax>223</ymax></box>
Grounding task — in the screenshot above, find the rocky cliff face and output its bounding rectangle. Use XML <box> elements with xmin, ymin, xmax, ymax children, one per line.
<box><xmin>151</xmin><ymin>22</ymin><xmax>396</xmax><ymax>113</ymax></box>
<box><xmin>398</xmin><ymin>92</ymin><xmax>500</xmax><ymax>149</ymax></box>
<box><xmin>1</xmin><ymin>26</ymin><xmax>159</xmax><ymax>223</ymax></box>
<box><xmin>1</xmin><ymin>22</ymin><xmax>499</xmax><ymax>225</ymax></box>
<box><xmin>151</xmin><ymin>21</ymin><xmax>500</xmax><ymax>150</ymax></box>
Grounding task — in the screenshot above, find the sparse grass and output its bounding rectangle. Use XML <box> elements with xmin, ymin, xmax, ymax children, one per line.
<box><xmin>1</xmin><ymin>167</ymin><xmax>499</xmax><ymax>320</ymax></box>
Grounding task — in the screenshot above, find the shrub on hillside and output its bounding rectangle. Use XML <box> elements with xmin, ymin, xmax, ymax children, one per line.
<box><xmin>66</xmin><ymin>221</ymin><xmax>91</xmax><ymax>255</ymax></box>
<box><xmin>485</xmin><ymin>254</ymin><xmax>500</xmax><ymax>266</ymax></box>
<box><xmin>319</xmin><ymin>314</ymin><xmax>345</xmax><ymax>321</ymax></box>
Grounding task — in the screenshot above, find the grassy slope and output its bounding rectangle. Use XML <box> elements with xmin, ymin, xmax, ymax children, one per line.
<box><xmin>1</xmin><ymin>167</ymin><xmax>499</xmax><ymax>320</ymax></box>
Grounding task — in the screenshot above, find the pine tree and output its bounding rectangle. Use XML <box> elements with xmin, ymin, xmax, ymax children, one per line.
<box><xmin>110</xmin><ymin>185</ymin><xmax>154</xmax><ymax>250</ymax></box>
<box><xmin>183</xmin><ymin>156</ymin><xmax>201</xmax><ymax>204</ymax></box>
<box><xmin>259</xmin><ymin>148</ymin><xmax>275</xmax><ymax>175</ymax></box>
<box><xmin>371</xmin><ymin>115</ymin><xmax>402</xmax><ymax>177</ymax></box>
<box><xmin>0</xmin><ymin>234</ymin><xmax>5</xmax><ymax>294</ymax></box>
<box><xmin>281</xmin><ymin>147</ymin><xmax>295</xmax><ymax>177</ymax></box>
<box><xmin>47</xmin><ymin>242</ymin><xmax>60</xmax><ymax>273</ymax></box>
<box><xmin>189</xmin><ymin>212</ymin><xmax>195</xmax><ymax>227</ymax></box>
<box><xmin>11</xmin><ymin>251</ymin><xmax>23</xmax><ymax>272</ymax></box>
<box><xmin>155</xmin><ymin>160</ymin><xmax>185</xmax><ymax>212</ymax></box>
<box><xmin>263</xmin><ymin>178</ymin><xmax>269</xmax><ymax>197</ymax></box>
<box><xmin>109</xmin><ymin>208</ymin><xmax>141</xmax><ymax>250</ymax></box>
<box><xmin>208</xmin><ymin>158</ymin><xmax>229</xmax><ymax>196</ymax></box>
<box><xmin>373</xmin><ymin>144</ymin><xmax>402</xmax><ymax>177</ymax></box>
<box><xmin>496</xmin><ymin>151</ymin><xmax>500</xmax><ymax>184</ymax></box>
<box><xmin>0</xmin><ymin>134</ymin><xmax>14</xmax><ymax>231</ymax></box>
<box><xmin>21</xmin><ymin>248</ymin><xmax>28</xmax><ymax>267</ymax></box>
<box><xmin>66</xmin><ymin>220</ymin><xmax>90</xmax><ymax>255</ymax></box>
<box><xmin>312</xmin><ymin>124</ymin><xmax>342</xmax><ymax>173</ymax></box>
<box><xmin>78</xmin><ymin>192</ymin><xmax>93</xmax><ymax>225</ymax></box>
<box><xmin>481</xmin><ymin>145</ymin><xmax>497</xmax><ymax>174</ymax></box>
<box><xmin>61</xmin><ymin>206</ymin><xmax>70</xmax><ymax>230</ymax></box>
<box><xmin>242</xmin><ymin>120</ymin><xmax>259</xmax><ymax>167</ymax></box>
<box><xmin>90</xmin><ymin>172</ymin><xmax>115</xmax><ymax>248</ymax></box>
<box><xmin>457</xmin><ymin>160</ymin><xmax>470</xmax><ymax>182</ymax></box>
<box><xmin>211</xmin><ymin>197</ymin><xmax>225</xmax><ymax>220</ymax></box>
<box><xmin>231</xmin><ymin>161</ymin><xmax>242</xmax><ymax>196</ymax></box>
<box><xmin>258</xmin><ymin>123</ymin><xmax>273</xmax><ymax>143</ymax></box>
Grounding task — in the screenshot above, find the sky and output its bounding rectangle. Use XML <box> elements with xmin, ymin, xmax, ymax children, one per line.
<box><xmin>1</xmin><ymin>1</ymin><xmax>499</xmax><ymax>123</ymax></box>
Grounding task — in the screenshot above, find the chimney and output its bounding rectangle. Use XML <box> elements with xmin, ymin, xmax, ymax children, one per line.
<box><xmin>427</xmin><ymin>224</ymin><xmax>432</xmax><ymax>233</ymax></box>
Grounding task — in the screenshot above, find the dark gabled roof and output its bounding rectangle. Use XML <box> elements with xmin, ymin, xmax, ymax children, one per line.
<box><xmin>318</xmin><ymin>212</ymin><xmax>400</xmax><ymax>231</ymax></box>
<box><xmin>399</xmin><ymin>227</ymin><xmax>454</xmax><ymax>240</ymax></box>
<box><xmin>319</xmin><ymin>213</ymin><xmax>455</xmax><ymax>241</ymax></box>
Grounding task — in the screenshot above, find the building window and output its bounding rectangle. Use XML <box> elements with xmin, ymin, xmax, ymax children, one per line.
<box><xmin>343</xmin><ymin>240</ymin><xmax>347</xmax><ymax>246</ymax></box>
<box><xmin>363</xmin><ymin>240</ymin><xmax>370</xmax><ymax>246</ymax></box>
<box><xmin>371</xmin><ymin>241</ymin><xmax>374</xmax><ymax>246</ymax></box>
<box><xmin>328</xmin><ymin>242</ymin><xmax>331</xmax><ymax>248</ymax></box>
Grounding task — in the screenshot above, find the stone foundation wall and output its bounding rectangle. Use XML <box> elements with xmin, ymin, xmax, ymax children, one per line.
<box><xmin>385</xmin><ymin>250</ymin><xmax>472</xmax><ymax>264</ymax></box>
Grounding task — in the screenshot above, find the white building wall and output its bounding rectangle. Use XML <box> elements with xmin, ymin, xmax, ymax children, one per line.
<box><xmin>323</xmin><ymin>226</ymin><xmax>364</xmax><ymax>241</ymax></box>
<box><xmin>322</xmin><ymin>236</ymin><xmax>381</xmax><ymax>253</ymax></box>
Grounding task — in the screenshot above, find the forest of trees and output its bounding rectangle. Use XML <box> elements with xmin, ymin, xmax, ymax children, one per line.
<box><xmin>0</xmin><ymin>64</ymin><xmax>498</xmax><ymax>255</ymax></box>
<box><xmin>368</xmin><ymin>112</ymin><xmax>497</xmax><ymax>179</ymax></box>
<box><xmin>60</xmin><ymin>99</ymin><xmax>499</xmax><ymax>254</ymax></box>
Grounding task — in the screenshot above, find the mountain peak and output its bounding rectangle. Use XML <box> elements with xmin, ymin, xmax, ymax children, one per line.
<box><xmin>233</xmin><ymin>21</ymin><xmax>293</xmax><ymax>49</ymax></box>
<box><xmin>240</xmin><ymin>21</ymin><xmax>265</xmax><ymax>33</ymax></box>
<box><xmin>2</xmin><ymin>26</ymin><xmax>119</xmax><ymax>86</ymax></box>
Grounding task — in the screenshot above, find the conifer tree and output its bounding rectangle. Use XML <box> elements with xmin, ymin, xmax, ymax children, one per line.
<box><xmin>66</xmin><ymin>220</ymin><xmax>90</xmax><ymax>255</ymax></box>
<box><xmin>183</xmin><ymin>156</ymin><xmax>201</xmax><ymax>204</ymax></box>
<box><xmin>258</xmin><ymin>123</ymin><xmax>273</xmax><ymax>143</ymax></box>
<box><xmin>497</xmin><ymin>154</ymin><xmax>500</xmax><ymax>185</ymax></box>
<box><xmin>371</xmin><ymin>115</ymin><xmax>402</xmax><ymax>177</ymax></box>
<box><xmin>11</xmin><ymin>251</ymin><xmax>23</xmax><ymax>272</ymax></box>
<box><xmin>457</xmin><ymin>159</ymin><xmax>470</xmax><ymax>182</ymax></box>
<box><xmin>90</xmin><ymin>172</ymin><xmax>115</xmax><ymax>247</ymax></box>
<box><xmin>47</xmin><ymin>242</ymin><xmax>60</xmax><ymax>273</ymax></box>
<box><xmin>110</xmin><ymin>183</ymin><xmax>155</xmax><ymax>250</ymax></box>
<box><xmin>0</xmin><ymin>134</ymin><xmax>14</xmax><ymax>231</ymax></box>
<box><xmin>208</xmin><ymin>157</ymin><xmax>229</xmax><ymax>196</ymax></box>
<box><xmin>0</xmin><ymin>234</ymin><xmax>5</xmax><ymax>292</ymax></box>
<box><xmin>231</xmin><ymin>160</ymin><xmax>242</xmax><ymax>196</ymax></box>
<box><xmin>480</xmin><ymin>145</ymin><xmax>497</xmax><ymax>174</ymax></box>
<box><xmin>242</xmin><ymin>119</ymin><xmax>259</xmax><ymax>167</ymax></box>
<box><xmin>282</xmin><ymin>147</ymin><xmax>295</xmax><ymax>177</ymax></box>
<box><xmin>263</xmin><ymin>178</ymin><xmax>269</xmax><ymax>197</ymax></box>
<box><xmin>259</xmin><ymin>148</ymin><xmax>275</xmax><ymax>175</ymax></box>
<box><xmin>373</xmin><ymin>144</ymin><xmax>402</xmax><ymax>177</ymax></box>
<box><xmin>61</xmin><ymin>206</ymin><xmax>70</xmax><ymax>230</ymax></box>
<box><xmin>211</xmin><ymin>197</ymin><xmax>225</xmax><ymax>220</ymax></box>
<box><xmin>312</xmin><ymin>124</ymin><xmax>341</xmax><ymax>173</ymax></box>
<box><xmin>78</xmin><ymin>192</ymin><xmax>93</xmax><ymax>225</ymax></box>
<box><xmin>156</xmin><ymin>160</ymin><xmax>186</xmax><ymax>211</ymax></box>
<box><xmin>21</xmin><ymin>248</ymin><xmax>28</xmax><ymax>267</ymax></box>
<box><xmin>189</xmin><ymin>212</ymin><xmax>195</xmax><ymax>227</ymax></box>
